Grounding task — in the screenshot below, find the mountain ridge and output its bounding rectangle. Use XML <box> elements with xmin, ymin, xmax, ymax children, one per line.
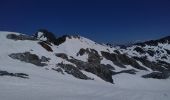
<box><xmin>1</xmin><ymin>30</ymin><xmax>170</xmax><ymax>100</ymax></box>
<box><xmin>2</xmin><ymin>30</ymin><xmax>170</xmax><ymax>82</ymax></box>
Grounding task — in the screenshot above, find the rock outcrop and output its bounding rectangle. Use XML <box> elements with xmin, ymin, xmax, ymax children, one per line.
<box><xmin>0</xmin><ymin>70</ymin><xmax>29</xmax><ymax>79</ymax></box>
<box><xmin>56</xmin><ymin>53</ymin><xmax>114</xmax><ymax>83</ymax></box>
<box><xmin>7</xmin><ymin>34</ymin><xmax>37</xmax><ymax>41</ymax></box>
<box><xmin>142</xmin><ymin>71</ymin><xmax>170</xmax><ymax>79</ymax></box>
<box><xmin>101</xmin><ymin>51</ymin><xmax>147</xmax><ymax>70</ymax></box>
<box><xmin>9</xmin><ymin>52</ymin><xmax>49</xmax><ymax>67</ymax></box>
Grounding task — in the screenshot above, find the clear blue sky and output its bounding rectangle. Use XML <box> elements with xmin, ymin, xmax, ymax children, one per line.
<box><xmin>0</xmin><ymin>0</ymin><xmax>170</xmax><ymax>44</ymax></box>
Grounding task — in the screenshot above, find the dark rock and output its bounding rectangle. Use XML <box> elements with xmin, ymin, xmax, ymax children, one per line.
<box><xmin>161</xmin><ymin>56</ymin><xmax>167</xmax><ymax>59</ymax></box>
<box><xmin>7</xmin><ymin>34</ymin><xmax>37</xmax><ymax>41</ymax></box>
<box><xmin>15</xmin><ymin>73</ymin><xmax>29</xmax><ymax>78</ymax></box>
<box><xmin>147</xmin><ymin>50</ymin><xmax>155</xmax><ymax>57</ymax></box>
<box><xmin>113</xmin><ymin>62</ymin><xmax>126</xmax><ymax>68</ymax></box>
<box><xmin>101</xmin><ymin>51</ymin><xmax>147</xmax><ymax>70</ymax></box>
<box><xmin>156</xmin><ymin>50</ymin><xmax>160</xmax><ymax>54</ymax></box>
<box><xmin>87</xmin><ymin>49</ymin><xmax>102</xmax><ymax>64</ymax></box>
<box><xmin>41</xmin><ymin>56</ymin><xmax>50</xmax><ymax>62</ymax></box>
<box><xmin>56</xmin><ymin>53</ymin><xmax>114</xmax><ymax>83</ymax></box>
<box><xmin>38</xmin><ymin>41</ymin><xmax>53</xmax><ymax>52</ymax></box>
<box><xmin>68</xmin><ymin>58</ymin><xmax>114</xmax><ymax>83</ymax></box>
<box><xmin>101</xmin><ymin>64</ymin><xmax>115</xmax><ymax>70</ymax></box>
<box><xmin>9</xmin><ymin>52</ymin><xmax>47</xmax><ymax>66</ymax></box>
<box><xmin>83</xmin><ymin>63</ymin><xmax>113</xmax><ymax>83</ymax></box>
<box><xmin>77</xmin><ymin>48</ymin><xmax>102</xmax><ymax>64</ymax></box>
<box><xmin>57</xmin><ymin>63</ymin><xmax>91</xmax><ymax>80</ymax></box>
<box><xmin>54</xmin><ymin>35</ymin><xmax>68</xmax><ymax>46</ymax></box>
<box><xmin>52</xmin><ymin>68</ymin><xmax>64</xmax><ymax>74</ymax></box>
<box><xmin>142</xmin><ymin>72</ymin><xmax>170</xmax><ymax>79</ymax></box>
<box><xmin>133</xmin><ymin>57</ymin><xmax>168</xmax><ymax>72</ymax></box>
<box><xmin>114</xmin><ymin>50</ymin><xmax>120</xmax><ymax>54</ymax></box>
<box><xmin>6</xmin><ymin>34</ymin><xmax>18</xmax><ymax>40</ymax></box>
<box><xmin>161</xmin><ymin>50</ymin><xmax>164</xmax><ymax>53</ymax></box>
<box><xmin>165</xmin><ymin>49</ymin><xmax>170</xmax><ymax>55</ymax></box>
<box><xmin>156</xmin><ymin>60</ymin><xmax>170</xmax><ymax>70</ymax></box>
<box><xmin>77</xmin><ymin>48</ymin><xmax>86</xmax><ymax>56</ymax></box>
<box><xmin>112</xmin><ymin>69</ymin><xmax>138</xmax><ymax>75</ymax></box>
<box><xmin>55</xmin><ymin>53</ymin><xmax>68</xmax><ymax>60</ymax></box>
<box><xmin>134</xmin><ymin>47</ymin><xmax>145</xmax><ymax>54</ymax></box>
<box><xmin>0</xmin><ymin>70</ymin><xmax>29</xmax><ymax>79</ymax></box>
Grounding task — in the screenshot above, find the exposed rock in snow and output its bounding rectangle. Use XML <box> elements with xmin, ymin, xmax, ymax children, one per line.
<box><xmin>101</xmin><ymin>51</ymin><xmax>147</xmax><ymax>70</ymax></box>
<box><xmin>1</xmin><ymin>31</ymin><xmax>170</xmax><ymax>100</ymax></box>
<box><xmin>56</xmin><ymin>53</ymin><xmax>114</xmax><ymax>83</ymax></box>
<box><xmin>34</xmin><ymin>29</ymin><xmax>57</xmax><ymax>44</ymax></box>
<box><xmin>0</xmin><ymin>70</ymin><xmax>29</xmax><ymax>79</ymax></box>
<box><xmin>7</xmin><ymin>34</ymin><xmax>36</xmax><ymax>41</ymax></box>
<box><xmin>38</xmin><ymin>41</ymin><xmax>53</xmax><ymax>52</ymax></box>
<box><xmin>142</xmin><ymin>71</ymin><xmax>170</xmax><ymax>79</ymax></box>
<box><xmin>57</xmin><ymin>63</ymin><xmax>91</xmax><ymax>80</ymax></box>
<box><xmin>9</xmin><ymin>52</ymin><xmax>48</xmax><ymax>67</ymax></box>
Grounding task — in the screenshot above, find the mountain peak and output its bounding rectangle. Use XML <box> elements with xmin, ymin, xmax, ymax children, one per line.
<box><xmin>34</xmin><ymin>29</ymin><xmax>57</xmax><ymax>43</ymax></box>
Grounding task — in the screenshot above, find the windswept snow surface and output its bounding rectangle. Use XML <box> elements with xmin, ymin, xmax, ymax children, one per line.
<box><xmin>0</xmin><ymin>32</ymin><xmax>170</xmax><ymax>100</ymax></box>
<box><xmin>0</xmin><ymin>74</ymin><xmax>170</xmax><ymax>100</ymax></box>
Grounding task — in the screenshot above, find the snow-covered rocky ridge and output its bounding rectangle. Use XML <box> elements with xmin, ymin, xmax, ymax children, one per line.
<box><xmin>0</xmin><ymin>30</ymin><xmax>170</xmax><ymax>100</ymax></box>
<box><xmin>120</xmin><ymin>36</ymin><xmax>170</xmax><ymax>73</ymax></box>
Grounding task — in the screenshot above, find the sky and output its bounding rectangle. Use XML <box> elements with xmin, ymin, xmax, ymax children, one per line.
<box><xmin>0</xmin><ymin>0</ymin><xmax>170</xmax><ymax>44</ymax></box>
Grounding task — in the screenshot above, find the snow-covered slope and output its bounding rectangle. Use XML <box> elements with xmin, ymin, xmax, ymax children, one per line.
<box><xmin>0</xmin><ymin>31</ymin><xmax>170</xmax><ymax>100</ymax></box>
<box><xmin>121</xmin><ymin>42</ymin><xmax>170</xmax><ymax>63</ymax></box>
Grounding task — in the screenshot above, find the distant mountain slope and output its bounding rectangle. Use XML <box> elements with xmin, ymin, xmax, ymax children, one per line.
<box><xmin>120</xmin><ymin>36</ymin><xmax>170</xmax><ymax>73</ymax></box>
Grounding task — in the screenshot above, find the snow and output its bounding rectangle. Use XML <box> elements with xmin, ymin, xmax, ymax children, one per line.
<box><xmin>56</xmin><ymin>36</ymin><xmax>115</xmax><ymax>60</ymax></box>
<box><xmin>37</xmin><ymin>32</ymin><xmax>47</xmax><ymax>41</ymax></box>
<box><xmin>101</xmin><ymin>58</ymin><xmax>125</xmax><ymax>71</ymax></box>
<box><xmin>0</xmin><ymin>73</ymin><xmax>170</xmax><ymax>100</ymax></box>
<box><xmin>0</xmin><ymin>31</ymin><xmax>170</xmax><ymax>100</ymax></box>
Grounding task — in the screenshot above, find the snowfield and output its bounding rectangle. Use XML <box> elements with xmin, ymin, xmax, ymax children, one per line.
<box><xmin>0</xmin><ymin>31</ymin><xmax>170</xmax><ymax>100</ymax></box>
<box><xmin>0</xmin><ymin>74</ymin><xmax>170</xmax><ymax>100</ymax></box>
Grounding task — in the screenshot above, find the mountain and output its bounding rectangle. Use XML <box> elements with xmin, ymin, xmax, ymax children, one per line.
<box><xmin>0</xmin><ymin>30</ymin><xmax>170</xmax><ymax>100</ymax></box>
